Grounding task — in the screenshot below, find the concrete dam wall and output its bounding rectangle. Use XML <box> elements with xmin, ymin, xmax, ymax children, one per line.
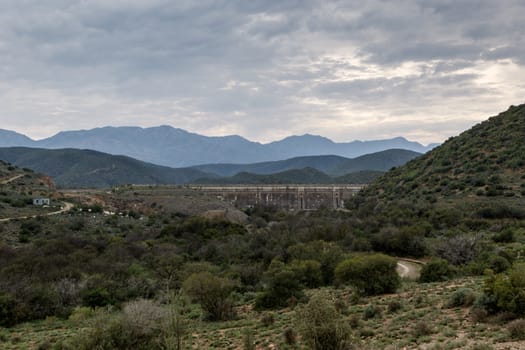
<box><xmin>191</xmin><ymin>185</ymin><xmax>365</xmax><ymax>210</ymax></box>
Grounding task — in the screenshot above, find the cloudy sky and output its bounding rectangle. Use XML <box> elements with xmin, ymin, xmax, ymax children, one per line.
<box><xmin>0</xmin><ymin>0</ymin><xmax>524</xmax><ymax>144</ymax></box>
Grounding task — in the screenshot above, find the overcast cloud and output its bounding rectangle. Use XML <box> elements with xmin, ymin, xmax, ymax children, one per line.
<box><xmin>0</xmin><ymin>0</ymin><xmax>524</xmax><ymax>144</ymax></box>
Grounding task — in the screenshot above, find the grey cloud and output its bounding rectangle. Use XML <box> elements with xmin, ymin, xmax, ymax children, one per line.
<box><xmin>0</xmin><ymin>0</ymin><xmax>523</xmax><ymax>145</ymax></box>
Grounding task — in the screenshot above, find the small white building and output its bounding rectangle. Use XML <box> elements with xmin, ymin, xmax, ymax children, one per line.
<box><xmin>33</xmin><ymin>198</ymin><xmax>50</xmax><ymax>206</ymax></box>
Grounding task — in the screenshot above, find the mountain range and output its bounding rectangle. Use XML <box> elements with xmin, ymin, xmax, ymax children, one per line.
<box><xmin>190</xmin><ymin>149</ymin><xmax>420</xmax><ymax>177</ymax></box>
<box><xmin>0</xmin><ymin>147</ymin><xmax>420</xmax><ymax>188</ymax></box>
<box><xmin>0</xmin><ymin>126</ymin><xmax>437</xmax><ymax>167</ymax></box>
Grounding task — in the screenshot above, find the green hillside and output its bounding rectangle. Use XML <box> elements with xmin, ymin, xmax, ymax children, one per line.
<box><xmin>0</xmin><ymin>147</ymin><xmax>214</xmax><ymax>188</ymax></box>
<box><xmin>330</xmin><ymin>149</ymin><xmax>420</xmax><ymax>176</ymax></box>
<box><xmin>195</xmin><ymin>167</ymin><xmax>384</xmax><ymax>184</ymax></box>
<box><xmin>0</xmin><ymin>160</ymin><xmax>56</xmax><ymax>219</ymax></box>
<box><xmin>352</xmin><ymin>104</ymin><xmax>525</xmax><ymax>228</ymax></box>
<box><xmin>194</xmin><ymin>167</ymin><xmax>334</xmax><ymax>184</ymax></box>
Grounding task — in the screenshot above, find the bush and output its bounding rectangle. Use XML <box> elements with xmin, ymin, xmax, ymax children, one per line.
<box><xmin>287</xmin><ymin>241</ymin><xmax>344</xmax><ymax>285</ymax></box>
<box><xmin>335</xmin><ymin>254</ymin><xmax>400</xmax><ymax>295</ymax></box>
<box><xmin>419</xmin><ymin>259</ymin><xmax>456</xmax><ymax>282</ymax></box>
<box><xmin>283</xmin><ymin>327</ymin><xmax>297</xmax><ymax>345</ymax></box>
<box><xmin>446</xmin><ymin>288</ymin><xmax>476</xmax><ymax>308</ymax></box>
<box><xmin>254</xmin><ymin>260</ymin><xmax>304</xmax><ymax>310</ymax></box>
<box><xmin>183</xmin><ymin>272</ymin><xmax>235</xmax><ymax>321</ymax></box>
<box><xmin>289</xmin><ymin>259</ymin><xmax>323</xmax><ymax>288</ymax></box>
<box><xmin>260</xmin><ymin>312</ymin><xmax>275</xmax><ymax>327</ymax></box>
<box><xmin>65</xmin><ymin>300</ymin><xmax>166</xmax><ymax>350</ymax></box>
<box><xmin>387</xmin><ymin>300</ymin><xmax>403</xmax><ymax>313</ymax></box>
<box><xmin>82</xmin><ymin>287</ymin><xmax>113</xmax><ymax>308</ymax></box>
<box><xmin>413</xmin><ymin>321</ymin><xmax>434</xmax><ymax>337</ymax></box>
<box><xmin>492</xmin><ymin>229</ymin><xmax>515</xmax><ymax>243</ymax></box>
<box><xmin>0</xmin><ymin>293</ymin><xmax>17</xmax><ymax>327</ymax></box>
<box><xmin>489</xmin><ymin>255</ymin><xmax>511</xmax><ymax>273</ymax></box>
<box><xmin>434</xmin><ymin>234</ymin><xmax>482</xmax><ymax>265</ymax></box>
<box><xmin>294</xmin><ymin>293</ymin><xmax>352</xmax><ymax>350</ymax></box>
<box><xmin>507</xmin><ymin>318</ymin><xmax>525</xmax><ymax>340</ymax></box>
<box><xmin>481</xmin><ymin>263</ymin><xmax>525</xmax><ymax>316</ymax></box>
<box><xmin>362</xmin><ymin>304</ymin><xmax>381</xmax><ymax>320</ymax></box>
<box><xmin>242</xmin><ymin>329</ymin><xmax>256</xmax><ymax>350</ymax></box>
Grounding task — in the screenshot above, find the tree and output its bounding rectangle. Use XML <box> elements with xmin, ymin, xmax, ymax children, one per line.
<box><xmin>183</xmin><ymin>272</ymin><xmax>234</xmax><ymax>321</ymax></box>
<box><xmin>335</xmin><ymin>254</ymin><xmax>400</xmax><ymax>295</ymax></box>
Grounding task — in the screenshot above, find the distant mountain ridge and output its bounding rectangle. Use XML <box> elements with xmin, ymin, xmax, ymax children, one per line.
<box><xmin>189</xmin><ymin>149</ymin><xmax>421</xmax><ymax>177</ymax></box>
<box><xmin>0</xmin><ymin>147</ymin><xmax>420</xmax><ymax>188</ymax></box>
<box><xmin>0</xmin><ymin>126</ymin><xmax>436</xmax><ymax>167</ymax></box>
<box><xmin>194</xmin><ymin>168</ymin><xmax>385</xmax><ymax>185</ymax></box>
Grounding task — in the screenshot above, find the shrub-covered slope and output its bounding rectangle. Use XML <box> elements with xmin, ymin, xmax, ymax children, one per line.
<box><xmin>352</xmin><ymin>104</ymin><xmax>525</xmax><ymax>221</ymax></box>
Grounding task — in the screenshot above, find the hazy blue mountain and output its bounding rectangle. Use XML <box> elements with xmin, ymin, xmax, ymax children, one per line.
<box><xmin>36</xmin><ymin>126</ymin><xmax>268</xmax><ymax>167</ymax></box>
<box><xmin>0</xmin><ymin>126</ymin><xmax>435</xmax><ymax>167</ymax></box>
<box><xmin>266</xmin><ymin>134</ymin><xmax>435</xmax><ymax>159</ymax></box>
<box><xmin>190</xmin><ymin>149</ymin><xmax>421</xmax><ymax>177</ymax></box>
<box><xmin>0</xmin><ymin>129</ymin><xmax>35</xmax><ymax>147</ymax></box>
<box><xmin>0</xmin><ymin>147</ymin><xmax>214</xmax><ymax>188</ymax></box>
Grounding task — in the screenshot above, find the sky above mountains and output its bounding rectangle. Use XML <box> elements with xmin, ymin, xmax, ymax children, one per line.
<box><xmin>0</xmin><ymin>0</ymin><xmax>524</xmax><ymax>144</ymax></box>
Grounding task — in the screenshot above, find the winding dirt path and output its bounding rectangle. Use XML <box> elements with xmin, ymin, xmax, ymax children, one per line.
<box><xmin>0</xmin><ymin>174</ymin><xmax>24</xmax><ymax>184</ymax></box>
<box><xmin>396</xmin><ymin>259</ymin><xmax>423</xmax><ymax>280</ymax></box>
<box><xmin>0</xmin><ymin>202</ymin><xmax>74</xmax><ymax>222</ymax></box>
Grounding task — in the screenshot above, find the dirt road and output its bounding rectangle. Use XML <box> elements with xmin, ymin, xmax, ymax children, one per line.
<box><xmin>0</xmin><ymin>202</ymin><xmax>74</xmax><ymax>222</ymax></box>
<box><xmin>396</xmin><ymin>259</ymin><xmax>423</xmax><ymax>280</ymax></box>
<box><xmin>0</xmin><ymin>174</ymin><xmax>24</xmax><ymax>185</ymax></box>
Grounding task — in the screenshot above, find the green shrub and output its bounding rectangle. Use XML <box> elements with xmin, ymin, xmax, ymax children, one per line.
<box><xmin>295</xmin><ymin>293</ymin><xmax>351</xmax><ymax>350</ymax></box>
<box><xmin>254</xmin><ymin>259</ymin><xmax>304</xmax><ymax>310</ymax></box>
<box><xmin>0</xmin><ymin>293</ymin><xmax>17</xmax><ymax>327</ymax></box>
<box><xmin>183</xmin><ymin>272</ymin><xmax>234</xmax><ymax>321</ymax></box>
<box><xmin>419</xmin><ymin>259</ymin><xmax>456</xmax><ymax>283</ymax></box>
<box><xmin>413</xmin><ymin>321</ymin><xmax>434</xmax><ymax>337</ymax></box>
<box><xmin>289</xmin><ymin>259</ymin><xmax>323</xmax><ymax>288</ymax></box>
<box><xmin>335</xmin><ymin>254</ymin><xmax>400</xmax><ymax>295</ymax></box>
<box><xmin>489</xmin><ymin>255</ymin><xmax>511</xmax><ymax>273</ymax></box>
<box><xmin>260</xmin><ymin>312</ymin><xmax>275</xmax><ymax>327</ymax></box>
<box><xmin>242</xmin><ymin>328</ymin><xmax>256</xmax><ymax>350</ymax></box>
<box><xmin>447</xmin><ymin>288</ymin><xmax>476</xmax><ymax>308</ymax></box>
<box><xmin>287</xmin><ymin>241</ymin><xmax>344</xmax><ymax>284</ymax></box>
<box><xmin>387</xmin><ymin>300</ymin><xmax>403</xmax><ymax>313</ymax></box>
<box><xmin>507</xmin><ymin>318</ymin><xmax>525</xmax><ymax>340</ymax></box>
<box><xmin>82</xmin><ymin>287</ymin><xmax>113</xmax><ymax>308</ymax></box>
<box><xmin>283</xmin><ymin>327</ymin><xmax>297</xmax><ymax>345</ymax></box>
<box><xmin>362</xmin><ymin>304</ymin><xmax>381</xmax><ymax>320</ymax></box>
<box><xmin>492</xmin><ymin>229</ymin><xmax>515</xmax><ymax>243</ymax></box>
<box><xmin>65</xmin><ymin>300</ymin><xmax>166</xmax><ymax>350</ymax></box>
<box><xmin>481</xmin><ymin>263</ymin><xmax>525</xmax><ymax>316</ymax></box>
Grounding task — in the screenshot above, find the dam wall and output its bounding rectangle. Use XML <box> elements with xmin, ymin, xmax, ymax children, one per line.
<box><xmin>191</xmin><ymin>185</ymin><xmax>365</xmax><ymax>210</ymax></box>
